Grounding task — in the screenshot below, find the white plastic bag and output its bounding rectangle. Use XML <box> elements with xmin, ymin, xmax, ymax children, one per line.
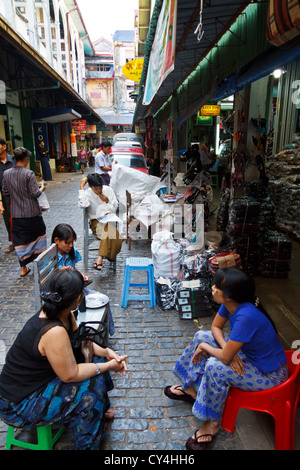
<box><xmin>37</xmin><ymin>192</ymin><xmax>50</xmax><ymax>212</ymax></box>
<box><xmin>151</xmin><ymin>230</ymin><xmax>182</xmax><ymax>278</ymax></box>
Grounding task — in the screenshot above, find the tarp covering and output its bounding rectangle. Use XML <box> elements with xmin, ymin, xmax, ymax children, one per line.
<box><xmin>215</xmin><ymin>41</ymin><xmax>300</xmax><ymax>102</ymax></box>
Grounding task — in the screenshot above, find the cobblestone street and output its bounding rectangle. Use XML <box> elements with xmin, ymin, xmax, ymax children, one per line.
<box><xmin>0</xmin><ymin>170</ymin><xmax>298</xmax><ymax>451</ymax></box>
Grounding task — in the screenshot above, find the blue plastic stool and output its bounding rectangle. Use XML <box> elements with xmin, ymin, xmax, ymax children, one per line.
<box><xmin>121</xmin><ymin>257</ymin><xmax>156</xmax><ymax>308</ymax></box>
<box><xmin>6</xmin><ymin>424</ymin><xmax>65</xmax><ymax>450</ymax></box>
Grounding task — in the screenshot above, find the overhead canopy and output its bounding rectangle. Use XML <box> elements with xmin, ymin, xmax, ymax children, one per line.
<box><xmin>0</xmin><ymin>15</ymin><xmax>103</xmax><ymax>124</ymax></box>
<box><xmin>65</xmin><ymin>0</ymin><xmax>95</xmax><ymax>56</ymax></box>
<box><xmin>98</xmin><ymin>113</ymin><xmax>134</xmax><ymax>126</ymax></box>
<box><xmin>134</xmin><ymin>0</ymin><xmax>252</xmax><ymax>123</ymax></box>
<box><xmin>31</xmin><ymin>108</ymin><xmax>82</xmax><ymax>123</ymax></box>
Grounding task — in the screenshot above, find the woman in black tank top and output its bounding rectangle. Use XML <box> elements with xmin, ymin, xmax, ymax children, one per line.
<box><xmin>0</xmin><ymin>269</ymin><xmax>127</xmax><ymax>450</ymax></box>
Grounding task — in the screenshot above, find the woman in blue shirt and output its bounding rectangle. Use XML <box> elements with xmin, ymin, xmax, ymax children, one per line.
<box><xmin>164</xmin><ymin>267</ymin><xmax>288</xmax><ymax>450</ymax></box>
<box><xmin>52</xmin><ymin>224</ymin><xmax>84</xmax><ymax>272</ymax></box>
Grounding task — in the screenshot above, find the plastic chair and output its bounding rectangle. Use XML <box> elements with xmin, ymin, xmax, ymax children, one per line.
<box><xmin>6</xmin><ymin>424</ymin><xmax>65</xmax><ymax>450</ymax></box>
<box><xmin>121</xmin><ymin>257</ymin><xmax>156</xmax><ymax>308</ymax></box>
<box><xmin>221</xmin><ymin>350</ymin><xmax>300</xmax><ymax>450</ymax></box>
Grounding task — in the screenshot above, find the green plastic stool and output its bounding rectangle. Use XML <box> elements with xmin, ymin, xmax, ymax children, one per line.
<box><xmin>6</xmin><ymin>424</ymin><xmax>65</xmax><ymax>450</ymax></box>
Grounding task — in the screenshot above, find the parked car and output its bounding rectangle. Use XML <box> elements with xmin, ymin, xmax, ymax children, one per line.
<box><xmin>112</xmin><ymin>132</ymin><xmax>144</xmax><ymax>147</ymax></box>
<box><xmin>111</xmin><ymin>145</ymin><xmax>144</xmax><ymax>155</ymax></box>
<box><xmin>112</xmin><ymin>141</ymin><xmax>143</xmax><ymax>149</ymax></box>
<box><xmin>110</xmin><ymin>151</ymin><xmax>148</xmax><ymax>174</ymax></box>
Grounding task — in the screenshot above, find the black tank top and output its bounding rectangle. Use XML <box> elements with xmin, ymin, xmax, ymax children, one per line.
<box><xmin>0</xmin><ymin>312</ymin><xmax>70</xmax><ymax>403</ymax></box>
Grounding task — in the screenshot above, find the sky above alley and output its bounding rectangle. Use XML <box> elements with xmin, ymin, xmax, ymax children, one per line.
<box><xmin>76</xmin><ymin>0</ymin><xmax>139</xmax><ymax>42</ymax></box>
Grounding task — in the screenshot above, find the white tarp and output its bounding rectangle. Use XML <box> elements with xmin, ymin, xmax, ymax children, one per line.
<box><xmin>110</xmin><ymin>164</ymin><xmax>164</xmax><ymax>199</ymax></box>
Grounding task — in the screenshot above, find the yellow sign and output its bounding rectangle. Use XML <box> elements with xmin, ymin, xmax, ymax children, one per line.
<box><xmin>122</xmin><ymin>59</ymin><xmax>144</xmax><ymax>82</ymax></box>
<box><xmin>200</xmin><ymin>104</ymin><xmax>221</xmax><ymax>116</ymax></box>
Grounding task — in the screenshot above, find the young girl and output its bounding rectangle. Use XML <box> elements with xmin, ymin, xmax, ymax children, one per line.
<box><xmin>51</xmin><ymin>224</ymin><xmax>86</xmax><ymax>276</ymax></box>
<box><xmin>51</xmin><ymin>223</ymin><xmax>115</xmax><ymax>332</ymax></box>
<box><xmin>78</xmin><ymin>146</ymin><xmax>87</xmax><ymax>174</ymax></box>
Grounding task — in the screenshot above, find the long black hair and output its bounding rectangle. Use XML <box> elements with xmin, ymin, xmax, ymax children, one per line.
<box><xmin>214</xmin><ymin>267</ymin><xmax>277</xmax><ymax>332</ymax></box>
<box><xmin>41</xmin><ymin>269</ymin><xmax>84</xmax><ymax>321</ymax></box>
<box><xmin>51</xmin><ymin>224</ymin><xmax>77</xmax><ymax>262</ymax></box>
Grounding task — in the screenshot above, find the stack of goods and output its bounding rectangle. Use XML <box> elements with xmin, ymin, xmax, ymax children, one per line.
<box><xmin>244</xmin><ymin>181</ymin><xmax>276</xmax><ymax>230</ymax></box>
<box><xmin>260</xmin><ymin>230</ymin><xmax>292</xmax><ymax>278</ymax></box>
<box><xmin>176</xmin><ymin>279</ymin><xmax>214</xmax><ymax>320</ymax></box>
<box><xmin>216</xmin><ymin>189</ymin><xmax>230</xmax><ymax>231</ymax></box>
<box><xmin>155</xmin><ymin>277</ymin><xmax>181</xmax><ymax>310</ymax></box>
<box><xmin>209</xmin><ymin>251</ymin><xmax>242</xmax><ymax>275</ymax></box>
<box><xmin>267</xmin><ymin>149</ymin><xmax>300</xmax><ymax>240</ymax></box>
<box><xmin>225</xmin><ymin>197</ymin><xmax>263</xmax><ymax>276</ymax></box>
<box><xmin>227</xmin><ymin>198</ymin><xmax>262</xmax><ymax>235</ymax></box>
<box><xmin>182</xmin><ymin>249</ymin><xmax>217</xmax><ymax>281</ymax></box>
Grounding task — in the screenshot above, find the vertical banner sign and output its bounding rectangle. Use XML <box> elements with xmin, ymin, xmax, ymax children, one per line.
<box><xmin>143</xmin><ymin>0</ymin><xmax>177</xmax><ymax>105</ymax></box>
<box><xmin>71</xmin><ymin>132</ymin><xmax>77</xmax><ymax>157</ymax></box>
<box><xmin>33</xmin><ymin>122</ymin><xmax>49</xmax><ymax>160</ymax></box>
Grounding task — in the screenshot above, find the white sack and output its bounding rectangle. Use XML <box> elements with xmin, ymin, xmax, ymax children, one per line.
<box><xmin>151</xmin><ymin>230</ymin><xmax>182</xmax><ymax>278</ymax></box>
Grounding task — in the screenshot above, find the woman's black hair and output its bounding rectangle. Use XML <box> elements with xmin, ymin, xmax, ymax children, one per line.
<box><xmin>41</xmin><ymin>269</ymin><xmax>84</xmax><ymax>321</ymax></box>
<box><xmin>214</xmin><ymin>267</ymin><xmax>277</xmax><ymax>332</ymax></box>
<box><xmin>51</xmin><ymin>224</ymin><xmax>77</xmax><ymax>261</ymax></box>
<box><xmin>87</xmin><ymin>173</ymin><xmax>103</xmax><ymax>188</ymax></box>
<box><xmin>13</xmin><ymin>147</ymin><xmax>32</xmax><ymax>162</ymax></box>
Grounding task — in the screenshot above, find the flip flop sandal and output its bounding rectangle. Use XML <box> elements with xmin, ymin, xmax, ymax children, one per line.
<box><xmin>185</xmin><ymin>431</ymin><xmax>214</xmax><ymax>451</ymax></box>
<box><xmin>5</xmin><ymin>245</ymin><xmax>14</xmax><ymax>253</ymax></box>
<box><xmin>164</xmin><ymin>385</ymin><xmax>195</xmax><ymax>404</ymax></box>
<box><xmin>93</xmin><ymin>263</ymin><xmax>103</xmax><ymax>271</ymax></box>
<box><xmin>20</xmin><ymin>267</ymin><xmax>31</xmax><ymax>278</ymax></box>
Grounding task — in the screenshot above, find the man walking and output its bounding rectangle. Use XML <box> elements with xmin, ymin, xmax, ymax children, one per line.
<box><xmin>95</xmin><ymin>141</ymin><xmax>113</xmax><ymax>186</ymax></box>
<box><xmin>0</xmin><ymin>138</ymin><xmax>14</xmax><ymax>252</ymax></box>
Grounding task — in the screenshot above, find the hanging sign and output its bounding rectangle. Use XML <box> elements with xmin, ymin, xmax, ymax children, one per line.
<box><xmin>72</xmin><ymin>120</ymin><xmax>86</xmax><ymax>131</ymax></box>
<box><xmin>143</xmin><ymin>0</ymin><xmax>178</xmax><ymax>105</ymax></box>
<box><xmin>122</xmin><ymin>59</ymin><xmax>144</xmax><ymax>82</ymax></box>
<box><xmin>200</xmin><ymin>104</ymin><xmax>221</xmax><ymax>116</ymax></box>
<box><xmin>197</xmin><ymin>113</ymin><xmax>213</xmax><ymax>126</ymax></box>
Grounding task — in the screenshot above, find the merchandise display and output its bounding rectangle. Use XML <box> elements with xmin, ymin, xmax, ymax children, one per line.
<box><xmin>266</xmin><ymin>148</ymin><xmax>300</xmax><ymax>240</ymax></box>
<box><xmin>176</xmin><ymin>279</ymin><xmax>214</xmax><ymax>319</ymax></box>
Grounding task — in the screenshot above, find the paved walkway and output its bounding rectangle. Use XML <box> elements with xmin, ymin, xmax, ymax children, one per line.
<box><xmin>0</xmin><ymin>170</ymin><xmax>299</xmax><ymax>451</ymax></box>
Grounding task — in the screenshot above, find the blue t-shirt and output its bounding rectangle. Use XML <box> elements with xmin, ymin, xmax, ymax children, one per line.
<box><xmin>218</xmin><ymin>302</ymin><xmax>286</xmax><ymax>373</ymax></box>
<box><xmin>57</xmin><ymin>249</ymin><xmax>82</xmax><ymax>269</ymax></box>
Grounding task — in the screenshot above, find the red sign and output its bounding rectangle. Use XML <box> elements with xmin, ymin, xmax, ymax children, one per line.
<box><xmin>72</xmin><ymin>120</ymin><xmax>86</xmax><ymax>131</ymax></box>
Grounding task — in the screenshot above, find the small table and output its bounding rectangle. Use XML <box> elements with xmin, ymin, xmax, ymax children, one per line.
<box><xmin>77</xmin><ymin>304</ymin><xmax>109</xmax><ymax>343</ymax></box>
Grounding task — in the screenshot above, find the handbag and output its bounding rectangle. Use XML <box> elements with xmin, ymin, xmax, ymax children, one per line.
<box><xmin>71</xmin><ymin>321</ymin><xmax>108</xmax><ymax>363</ymax></box>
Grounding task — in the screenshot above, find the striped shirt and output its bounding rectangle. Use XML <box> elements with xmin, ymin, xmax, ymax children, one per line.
<box><xmin>2</xmin><ymin>166</ymin><xmax>42</xmax><ymax>218</ymax></box>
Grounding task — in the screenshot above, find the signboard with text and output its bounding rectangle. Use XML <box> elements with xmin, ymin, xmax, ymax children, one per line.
<box><xmin>200</xmin><ymin>104</ymin><xmax>221</xmax><ymax>116</ymax></box>
<box><xmin>72</xmin><ymin>120</ymin><xmax>86</xmax><ymax>131</ymax></box>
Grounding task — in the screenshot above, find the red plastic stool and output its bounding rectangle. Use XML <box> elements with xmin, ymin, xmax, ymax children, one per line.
<box><xmin>221</xmin><ymin>350</ymin><xmax>300</xmax><ymax>450</ymax></box>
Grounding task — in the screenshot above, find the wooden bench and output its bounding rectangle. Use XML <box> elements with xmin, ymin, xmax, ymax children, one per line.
<box><xmin>33</xmin><ymin>244</ymin><xmax>108</xmax><ymax>334</ymax></box>
<box><xmin>82</xmin><ymin>206</ymin><xmax>116</xmax><ymax>271</ymax></box>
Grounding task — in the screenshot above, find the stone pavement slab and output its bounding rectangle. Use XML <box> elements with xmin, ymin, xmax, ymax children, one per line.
<box><xmin>0</xmin><ymin>170</ymin><xmax>299</xmax><ymax>451</ymax></box>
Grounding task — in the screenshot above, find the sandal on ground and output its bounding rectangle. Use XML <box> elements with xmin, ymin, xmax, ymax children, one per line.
<box><xmin>5</xmin><ymin>245</ymin><xmax>14</xmax><ymax>253</ymax></box>
<box><xmin>185</xmin><ymin>431</ymin><xmax>215</xmax><ymax>451</ymax></box>
<box><xmin>164</xmin><ymin>385</ymin><xmax>195</xmax><ymax>404</ymax></box>
<box><xmin>104</xmin><ymin>409</ymin><xmax>115</xmax><ymax>420</ymax></box>
<box><xmin>93</xmin><ymin>263</ymin><xmax>103</xmax><ymax>271</ymax></box>
<box><xmin>20</xmin><ymin>267</ymin><xmax>31</xmax><ymax>278</ymax></box>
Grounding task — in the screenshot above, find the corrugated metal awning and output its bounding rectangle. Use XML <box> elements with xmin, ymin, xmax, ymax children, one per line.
<box><xmin>134</xmin><ymin>0</ymin><xmax>252</xmax><ymax>123</ymax></box>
